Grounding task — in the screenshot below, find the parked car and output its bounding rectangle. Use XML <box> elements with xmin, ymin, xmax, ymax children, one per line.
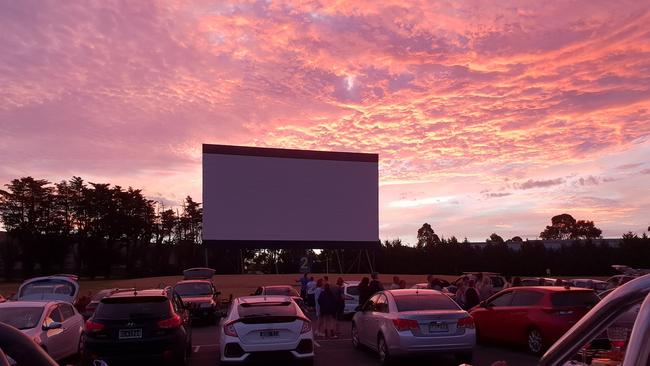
<box><xmin>540</xmin><ymin>274</ymin><xmax>650</xmax><ymax>366</ymax></box>
<box><xmin>0</xmin><ymin>294</ymin><xmax>5</xmax><ymax>303</ymax></box>
<box><xmin>81</xmin><ymin>288</ymin><xmax>135</xmax><ymax>319</ymax></box>
<box><xmin>470</xmin><ymin>286</ymin><xmax>599</xmax><ymax>354</ymax></box>
<box><xmin>174</xmin><ymin>267</ymin><xmax>220</xmax><ymax>324</ymax></box>
<box><xmin>0</xmin><ymin>321</ymin><xmax>59</xmax><ymax>366</ymax></box>
<box><xmin>82</xmin><ymin>288</ymin><xmax>192</xmax><ymax>366</ymax></box>
<box><xmin>343</xmin><ymin>281</ymin><xmax>360</xmax><ymax>316</ymax></box>
<box><xmin>253</xmin><ymin>285</ymin><xmax>305</xmax><ymax>309</ymax></box>
<box><xmin>352</xmin><ymin>289</ymin><xmax>475</xmax><ymax>365</ymax></box>
<box><xmin>567</xmin><ymin>279</ymin><xmax>609</xmax><ymax>293</ymax></box>
<box><xmin>219</xmin><ymin>295</ymin><xmax>314</xmax><ymax>364</ymax></box>
<box><xmin>444</xmin><ymin>272</ymin><xmax>506</xmax><ymax>297</ymax></box>
<box><xmin>411</xmin><ymin>283</ymin><xmax>430</xmax><ymax>290</ymax></box>
<box><xmin>606</xmin><ymin>265</ymin><xmax>650</xmax><ymax>289</ymax></box>
<box><xmin>521</xmin><ymin>277</ymin><xmax>559</xmax><ymax>287</ymax></box>
<box><xmin>0</xmin><ymin>275</ymin><xmax>84</xmax><ymax>364</ymax></box>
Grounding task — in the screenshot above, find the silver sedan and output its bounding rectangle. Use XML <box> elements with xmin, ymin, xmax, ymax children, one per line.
<box><xmin>352</xmin><ymin>289</ymin><xmax>476</xmax><ymax>365</ymax></box>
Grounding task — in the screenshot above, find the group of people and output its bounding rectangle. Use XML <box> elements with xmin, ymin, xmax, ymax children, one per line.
<box><xmin>451</xmin><ymin>273</ymin><xmax>494</xmax><ymax>310</ymax></box>
<box><xmin>298</xmin><ymin>274</ymin><xmax>346</xmax><ymax>338</ymax></box>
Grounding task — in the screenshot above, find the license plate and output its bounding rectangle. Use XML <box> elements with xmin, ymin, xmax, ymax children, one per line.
<box><xmin>429</xmin><ymin>322</ymin><xmax>448</xmax><ymax>333</ymax></box>
<box><xmin>119</xmin><ymin>328</ymin><xmax>142</xmax><ymax>339</ymax></box>
<box><xmin>260</xmin><ymin>330</ymin><xmax>279</xmax><ymax>337</ymax></box>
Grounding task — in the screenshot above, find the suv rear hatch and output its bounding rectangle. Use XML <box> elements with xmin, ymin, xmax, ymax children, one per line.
<box><xmin>17</xmin><ymin>276</ymin><xmax>80</xmax><ymax>303</ymax></box>
<box><xmin>182</xmin><ymin>268</ymin><xmax>215</xmax><ymax>280</ymax></box>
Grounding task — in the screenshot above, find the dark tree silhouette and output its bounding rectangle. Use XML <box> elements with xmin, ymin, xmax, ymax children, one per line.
<box><xmin>540</xmin><ymin>213</ymin><xmax>577</xmax><ymax>240</ymax></box>
<box><xmin>487</xmin><ymin>233</ymin><xmax>504</xmax><ymax>243</ymax></box>
<box><xmin>416</xmin><ymin>223</ymin><xmax>440</xmax><ymax>249</ymax></box>
<box><xmin>510</xmin><ymin>236</ymin><xmax>523</xmax><ymax>242</ymax></box>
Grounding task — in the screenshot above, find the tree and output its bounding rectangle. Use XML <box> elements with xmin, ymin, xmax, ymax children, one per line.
<box><xmin>416</xmin><ymin>223</ymin><xmax>440</xmax><ymax>249</ymax></box>
<box><xmin>510</xmin><ymin>236</ymin><xmax>523</xmax><ymax>242</ymax></box>
<box><xmin>486</xmin><ymin>233</ymin><xmax>504</xmax><ymax>244</ymax></box>
<box><xmin>571</xmin><ymin>220</ymin><xmax>602</xmax><ymax>239</ymax></box>
<box><xmin>540</xmin><ymin>214</ymin><xmax>576</xmax><ymax>240</ymax></box>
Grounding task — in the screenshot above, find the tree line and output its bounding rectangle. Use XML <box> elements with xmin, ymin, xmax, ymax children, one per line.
<box><xmin>1</xmin><ymin>176</ymin><xmax>649</xmax><ymax>279</ymax></box>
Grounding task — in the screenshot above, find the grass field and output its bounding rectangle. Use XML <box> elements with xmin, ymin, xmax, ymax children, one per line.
<box><xmin>0</xmin><ymin>273</ymin><xmax>450</xmax><ymax>299</ymax></box>
<box><xmin>0</xmin><ymin>273</ymin><xmax>609</xmax><ymax>300</ymax></box>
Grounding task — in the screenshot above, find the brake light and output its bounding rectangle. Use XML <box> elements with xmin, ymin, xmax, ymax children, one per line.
<box><xmin>224</xmin><ymin>321</ymin><xmax>238</xmax><ymax>337</ymax></box>
<box><xmin>85</xmin><ymin>319</ymin><xmax>105</xmax><ymax>332</ymax></box>
<box><xmin>392</xmin><ymin>318</ymin><xmax>419</xmax><ymax>332</ymax></box>
<box><xmin>457</xmin><ymin>316</ymin><xmax>475</xmax><ymax>329</ymax></box>
<box><xmin>157</xmin><ymin>314</ymin><xmax>183</xmax><ymax>329</ymax></box>
<box><xmin>300</xmin><ymin>319</ymin><xmax>312</xmax><ymax>334</ymax></box>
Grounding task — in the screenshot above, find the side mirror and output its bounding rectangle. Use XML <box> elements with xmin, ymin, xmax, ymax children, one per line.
<box><xmin>43</xmin><ymin>322</ymin><xmax>62</xmax><ymax>331</ymax></box>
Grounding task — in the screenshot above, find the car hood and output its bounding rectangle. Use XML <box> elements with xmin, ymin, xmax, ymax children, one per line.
<box><xmin>17</xmin><ymin>276</ymin><xmax>80</xmax><ymax>303</ymax></box>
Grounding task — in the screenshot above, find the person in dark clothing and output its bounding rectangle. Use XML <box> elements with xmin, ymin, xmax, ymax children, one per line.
<box><xmin>368</xmin><ymin>272</ymin><xmax>384</xmax><ymax>295</ymax></box>
<box><xmin>511</xmin><ymin>277</ymin><xmax>522</xmax><ymax>287</ymax></box>
<box><xmin>318</xmin><ymin>284</ymin><xmax>339</xmax><ymax>338</ymax></box>
<box><xmin>358</xmin><ymin>277</ymin><xmax>371</xmax><ymax>306</ymax></box>
<box><xmin>464</xmin><ymin>279</ymin><xmax>481</xmax><ymax>310</ymax></box>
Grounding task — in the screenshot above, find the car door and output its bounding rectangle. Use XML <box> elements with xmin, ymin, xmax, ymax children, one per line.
<box><xmin>508</xmin><ymin>290</ymin><xmax>545</xmax><ymax>343</ymax></box>
<box><xmin>472</xmin><ymin>290</ymin><xmax>514</xmax><ymax>341</ymax></box>
<box><xmin>358</xmin><ymin>294</ymin><xmax>380</xmax><ymax>347</ymax></box>
<box><xmin>58</xmin><ymin>303</ymin><xmax>81</xmax><ymax>358</ymax></box>
<box><xmin>42</xmin><ymin>305</ymin><xmax>66</xmax><ymax>360</ymax></box>
<box><xmin>372</xmin><ymin>294</ymin><xmax>390</xmax><ymax>346</ymax></box>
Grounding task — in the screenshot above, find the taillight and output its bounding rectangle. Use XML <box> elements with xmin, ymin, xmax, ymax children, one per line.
<box><xmin>224</xmin><ymin>321</ymin><xmax>238</xmax><ymax>337</ymax></box>
<box><xmin>392</xmin><ymin>318</ymin><xmax>419</xmax><ymax>332</ymax></box>
<box><xmin>457</xmin><ymin>316</ymin><xmax>475</xmax><ymax>329</ymax></box>
<box><xmin>300</xmin><ymin>319</ymin><xmax>312</xmax><ymax>334</ymax></box>
<box><xmin>85</xmin><ymin>319</ymin><xmax>105</xmax><ymax>332</ymax></box>
<box><xmin>157</xmin><ymin>314</ymin><xmax>183</xmax><ymax>329</ymax></box>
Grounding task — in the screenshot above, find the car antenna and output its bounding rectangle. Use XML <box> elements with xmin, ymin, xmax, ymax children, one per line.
<box><xmin>133</xmin><ymin>284</ymin><xmax>137</xmax><ymax>296</ymax></box>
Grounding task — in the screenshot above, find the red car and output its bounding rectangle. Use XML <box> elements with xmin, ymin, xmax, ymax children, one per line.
<box><xmin>470</xmin><ymin>286</ymin><xmax>599</xmax><ymax>354</ymax></box>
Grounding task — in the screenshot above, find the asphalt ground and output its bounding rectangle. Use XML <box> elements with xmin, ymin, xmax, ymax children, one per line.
<box><xmin>187</xmin><ymin>318</ymin><xmax>540</xmax><ymax>366</ymax></box>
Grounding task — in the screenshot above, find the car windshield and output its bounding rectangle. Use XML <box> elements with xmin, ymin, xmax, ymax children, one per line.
<box><xmin>394</xmin><ymin>294</ymin><xmax>460</xmax><ymax>312</ymax></box>
<box><xmin>551</xmin><ymin>291</ymin><xmax>599</xmax><ymax>307</ymax></box>
<box><xmin>20</xmin><ymin>279</ymin><xmax>75</xmax><ymax>298</ymax></box>
<box><xmin>174</xmin><ymin>282</ymin><xmax>213</xmax><ymax>296</ymax></box>
<box><xmin>95</xmin><ymin>296</ymin><xmax>171</xmax><ymax>319</ymax></box>
<box><xmin>238</xmin><ymin>301</ymin><xmax>297</xmax><ymax>318</ymax></box>
<box><xmin>264</xmin><ymin>287</ymin><xmax>299</xmax><ymax>296</ymax></box>
<box><xmin>0</xmin><ymin>307</ymin><xmax>44</xmax><ymax>330</ymax></box>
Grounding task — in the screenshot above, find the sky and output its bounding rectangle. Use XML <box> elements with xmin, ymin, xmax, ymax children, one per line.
<box><xmin>1</xmin><ymin>0</ymin><xmax>649</xmax><ymax>243</ymax></box>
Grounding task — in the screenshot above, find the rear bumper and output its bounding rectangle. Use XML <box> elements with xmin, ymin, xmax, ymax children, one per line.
<box><xmin>387</xmin><ymin>330</ymin><xmax>476</xmax><ymax>355</ymax></box>
<box><xmin>82</xmin><ymin>333</ymin><xmax>186</xmax><ymax>365</ymax></box>
<box><xmin>220</xmin><ymin>334</ymin><xmax>314</xmax><ymax>362</ymax></box>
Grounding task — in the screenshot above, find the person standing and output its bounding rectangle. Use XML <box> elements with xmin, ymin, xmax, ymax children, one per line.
<box><xmin>297</xmin><ymin>273</ymin><xmax>310</xmax><ymax>300</ymax></box>
<box><xmin>314</xmin><ymin>279</ymin><xmax>324</xmax><ymax>337</ymax></box>
<box><xmin>464</xmin><ymin>279</ymin><xmax>481</xmax><ymax>310</ymax></box>
<box><xmin>511</xmin><ymin>276</ymin><xmax>522</xmax><ymax>287</ymax></box>
<box><xmin>398</xmin><ymin>279</ymin><xmax>407</xmax><ymax>289</ymax></box>
<box><xmin>368</xmin><ymin>272</ymin><xmax>384</xmax><ymax>296</ymax></box>
<box><xmin>332</xmin><ymin>277</ymin><xmax>345</xmax><ymax>335</ymax></box>
<box><xmin>390</xmin><ymin>276</ymin><xmax>401</xmax><ymax>290</ymax></box>
<box><xmin>318</xmin><ymin>284</ymin><xmax>339</xmax><ymax>338</ymax></box>
<box><xmin>455</xmin><ymin>276</ymin><xmax>470</xmax><ymax>308</ymax></box>
<box><xmin>358</xmin><ymin>277</ymin><xmax>371</xmax><ymax>306</ymax></box>
<box><xmin>478</xmin><ymin>273</ymin><xmax>493</xmax><ymax>301</ymax></box>
<box><xmin>306</xmin><ymin>276</ymin><xmax>317</xmax><ymax>309</ymax></box>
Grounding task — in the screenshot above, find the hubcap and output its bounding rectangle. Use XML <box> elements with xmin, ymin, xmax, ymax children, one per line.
<box><xmin>528</xmin><ymin>330</ymin><xmax>542</xmax><ymax>353</ymax></box>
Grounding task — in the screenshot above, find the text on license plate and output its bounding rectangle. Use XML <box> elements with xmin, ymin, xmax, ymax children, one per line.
<box><xmin>119</xmin><ymin>328</ymin><xmax>143</xmax><ymax>339</ymax></box>
<box><xmin>429</xmin><ymin>322</ymin><xmax>448</xmax><ymax>332</ymax></box>
<box><xmin>260</xmin><ymin>330</ymin><xmax>279</xmax><ymax>337</ymax></box>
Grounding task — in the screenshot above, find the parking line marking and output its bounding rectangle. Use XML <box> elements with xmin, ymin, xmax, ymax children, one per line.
<box><xmin>193</xmin><ymin>346</ymin><xmax>201</xmax><ymax>353</ymax></box>
<box><xmin>313</xmin><ymin>340</ymin><xmax>321</xmax><ymax>348</ymax></box>
<box><xmin>317</xmin><ymin>338</ymin><xmax>352</xmax><ymax>342</ymax></box>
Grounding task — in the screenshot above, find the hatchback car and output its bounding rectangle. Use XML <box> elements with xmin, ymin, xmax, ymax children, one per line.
<box><xmin>352</xmin><ymin>289</ymin><xmax>475</xmax><ymax>365</ymax></box>
<box><xmin>219</xmin><ymin>295</ymin><xmax>314</xmax><ymax>364</ymax></box>
<box><xmin>470</xmin><ymin>286</ymin><xmax>599</xmax><ymax>354</ymax></box>
<box><xmin>174</xmin><ymin>268</ymin><xmax>220</xmax><ymax>324</ymax></box>
<box><xmin>82</xmin><ymin>289</ymin><xmax>192</xmax><ymax>366</ymax></box>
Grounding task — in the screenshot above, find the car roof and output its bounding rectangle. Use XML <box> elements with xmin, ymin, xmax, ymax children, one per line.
<box><xmin>0</xmin><ymin>300</ymin><xmax>58</xmax><ymax>308</ymax></box>
<box><xmin>107</xmin><ymin>289</ymin><xmax>168</xmax><ymax>298</ymax></box>
<box><xmin>175</xmin><ymin>279</ymin><xmax>212</xmax><ymax>285</ymax></box>
<box><xmin>571</xmin><ymin>279</ymin><xmax>607</xmax><ymax>283</ymax></box>
<box><xmin>509</xmin><ymin>286</ymin><xmax>594</xmax><ymax>293</ymax></box>
<box><xmin>237</xmin><ymin>295</ymin><xmax>291</xmax><ymax>304</ymax></box>
<box><xmin>386</xmin><ymin>289</ymin><xmax>443</xmax><ymax>296</ymax></box>
<box><xmin>263</xmin><ymin>285</ymin><xmax>293</xmax><ymax>289</ymax></box>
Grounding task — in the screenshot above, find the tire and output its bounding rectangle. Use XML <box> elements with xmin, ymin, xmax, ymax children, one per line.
<box><xmin>351</xmin><ymin>322</ymin><xmax>362</xmax><ymax>349</ymax></box>
<box><xmin>455</xmin><ymin>351</ymin><xmax>473</xmax><ymax>364</ymax></box>
<box><xmin>527</xmin><ymin>327</ymin><xmax>544</xmax><ymax>355</ymax></box>
<box><xmin>377</xmin><ymin>335</ymin><xmax>392</xmax><ymax>366</ymax></box>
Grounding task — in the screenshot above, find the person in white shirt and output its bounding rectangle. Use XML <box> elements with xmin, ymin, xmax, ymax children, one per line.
<box><xmin>306</xmin><ymin>277</ymin><xmax>317</xmax><ymax>309</ymax></box>
<box><xmin>390</xmin><ymin>276</ymin><xmax>401</xmax><ymax>290</ymax></box>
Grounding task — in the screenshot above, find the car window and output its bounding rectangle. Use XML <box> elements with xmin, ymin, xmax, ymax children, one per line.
<box><xmin>551</xmin><ymin>291</ymin><xmax>599</xmax><ymax>307</ymax></box>
<box><xmin>346</xmin><ymin>285</ymin><xmax>359</xmax><ymax>296</ymax></box>
<box><xmin>491</xmin><ymin>277</ymin><xmax>505</xmax><ymax>288</ymax></box>
<box><xmin>0</xmin><ymin>307</ymin><xmax>44</xmax><ymax>330</ymax></box>
<box><xmin>238</xmin><ymin>301</ymin><xmax>297</xmax><ymax>318</ymax></box>
<box><xmin>44</xmin><ymin>307</ymin><xmax>63</xmax><ymax>326</ymax></box>
<box><xmin>511</xmin><ymin>291</ymin><xmax>544</xmax><ymax>306</ymax></box>
<box><xmin>95</xmin><ymin>296</ymin><xmax>172</xmax><ymax>319</ymax></box>
<box><xmin>375</xmin><ymin>294</ymin><xmax>389</xmax><ymax>313</ymax></box>
<box><xmin>264</xmin><ymin>287</ymin><xmax>299</xmax><ymax>297</ymax></box>
<box><xmin>174</xmin><ymin>282</ymin><xmax>213</xmax><ymax>296</ymax></box>
<box><xmin>59</xmin><ymin>304</ymin><xmax>75</xmax><ymax>320</ymax></box>
<box><xmin>489</xmin><ymin>291</ymin><xmax>514</xmax><ymax>307</ymax></box>
<box><xmin>394</xmin><ymin>294</ymin><xmax>460</xmax><ymax>312</ymax></box>
<box><xmin>172</xmin><ymin>293</ymin><xmax>184</xmax><ymax>313</ymax></box>
<box><xmin>364</xmin><ymin>294</ymin><xmax>380</xmax><ymax>311</ymax></box>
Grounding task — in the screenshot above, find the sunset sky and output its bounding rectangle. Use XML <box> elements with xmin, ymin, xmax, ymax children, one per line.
<box><xmin>1</xmin><ymin>1</ymin><xmax>649</xmax><ymax>243</ymax></box>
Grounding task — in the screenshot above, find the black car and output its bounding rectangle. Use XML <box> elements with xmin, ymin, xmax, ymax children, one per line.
<box><xmin>82</xmin><ymin>289</ymin><xmax>192</xmax><ymax>366</ymax></box>
<box><xmin>174</xmin><ymin>268</ymin><xmax>220</xmax><ymax>324</ymax></box>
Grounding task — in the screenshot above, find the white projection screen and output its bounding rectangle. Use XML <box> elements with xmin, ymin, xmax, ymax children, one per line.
<box><xmin>202</xmin><ymin>144</ymin><xmax>379</xmax><ymax>249</ymax></box>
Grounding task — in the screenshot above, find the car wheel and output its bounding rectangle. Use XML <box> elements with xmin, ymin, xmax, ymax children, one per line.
<box><xmin>351</xmin><ymin>323</ymin><xmax>361</xmax><ymax>349</ymax></box>
<box><xmin>377</xmin><ymin>335</ymin><xmax>391</xmax><ymax>366</ymax></box>
<box><xmin>527</xmin><ymin>328</ymin><xmax>544</xmax><ymax>354</ymax></box>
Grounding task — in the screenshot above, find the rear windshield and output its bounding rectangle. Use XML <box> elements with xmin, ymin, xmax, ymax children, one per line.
<box><xmin>265</xmin><ymin>287</ymin><xmax>299</xmax><ymax>297</ymax></box>
<box><xmin>551</xmin><ymin>291</ymin><xmax>599</xmax><ymax>307</ymax></box>
<box><xmin>238</xmin><ymin>301</ymin><xmax>297</xmax><ymax>318</ymax></box>
<box><xmin>346</xmin><ymin>286</ymin><xmax>359</xmax><ymax>296</ymax></box>
<box><xmin>175</xmin><ymin>283</ymin><xmax>213</xmax><ymax>296</ymax></box>
<box><xmin>394</xmin><ymin>294</ymin><xmax>460</xmax><ymax>312</ymax></box>
<box><xmin>0</xmin><ymin>307</ymin><xmax>44</xmax><ymax>330</ymax></box>
<box><xmin>95</xmin><ymin>296</ymin><xmax>171</xmax><ymax>319</ymax></box>
<box><xmin>20</xmin><ymin>279</ymin><xmax>75</xmax><ymax>297</ymax></box>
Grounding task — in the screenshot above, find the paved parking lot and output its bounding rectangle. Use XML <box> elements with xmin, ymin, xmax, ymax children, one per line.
<box><xmin>187</xmin><ymin>319</ymin><xmax>540</xmax><ymax>366</ymax></box>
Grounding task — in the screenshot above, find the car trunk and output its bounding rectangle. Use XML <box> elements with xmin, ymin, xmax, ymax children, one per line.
<box><xmin>398</xmin><ymin>310</ymin><xmax>469</xmax><ymax>337</ymax></box>
<box><xmin>17</xmin><ymin>276</ymin><xmax>80</xmax><ymax>303</ymax></box>
<box><xmin>235</xmin><ymin>316</ymin><xmax>304</xmax><ymax>345</ymax></box>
